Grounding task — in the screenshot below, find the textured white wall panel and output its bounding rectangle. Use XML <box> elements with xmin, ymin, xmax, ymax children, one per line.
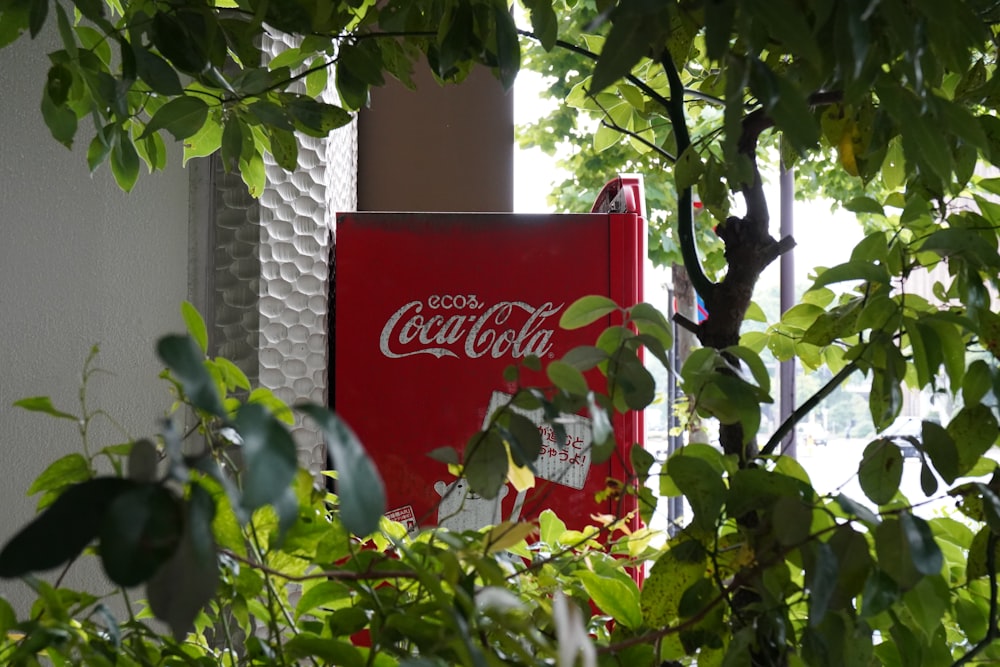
<box><xmin>199</xmin><ymin>34</ymin><xmax>357</xmax><ymax>473</ymax></box>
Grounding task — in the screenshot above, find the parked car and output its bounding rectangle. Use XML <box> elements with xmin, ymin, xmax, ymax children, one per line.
<box><xmin>881</xmin><ymin>416</ymin><xmax>926</xmax><ymax>458</ymax></box>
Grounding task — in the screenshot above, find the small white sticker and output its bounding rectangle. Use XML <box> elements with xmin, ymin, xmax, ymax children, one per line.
<box><xmin>385</xmin><ymin>505</ymin><xmax>417</xmax><ymax>533</ymax></box>
<box><xmin>434</xmin><ymin>478</ymin><xmax>509</xmax><ymax>531</ymax></box>
<box><xmin>483</xmin><ymin>391</ymin><xmax>592</xmax><ymax>490</ymax></box>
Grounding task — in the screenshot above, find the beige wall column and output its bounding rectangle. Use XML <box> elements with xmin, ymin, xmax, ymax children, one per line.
<box><xmin>357</xmin><ymin>66</ymin><xmax>514</xmax><ymax>212</ymax></box>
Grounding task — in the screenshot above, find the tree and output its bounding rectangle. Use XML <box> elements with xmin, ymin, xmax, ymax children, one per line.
<box><xmin>6</xmin><ymin>1</ymin><xmax>1000</xmax><ymax>665</ymax></box>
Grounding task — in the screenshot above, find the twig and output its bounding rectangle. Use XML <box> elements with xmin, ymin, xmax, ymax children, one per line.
<box><xmin>672</xmin><ymin>312</ymin><xmax>700</xmax><ymax>335</ymax></box>
<box><xmin>952</xmin><ymin>532</ymin><xmax>1000</xmax><ymax>666</ymax></box>
<box><xmin>220</xmin><ymin>548</ymin><xmax>420</xmax><ymax>582</ymax></box>
<box><xmin>759</xmin><ymin>361</ymin><xmax>859</xmax><ymax>457</ymax></box>
<box><xmin>659</xmin><ymin>48</ymin><xmax>715</xmax><ymax>299</ymax></box>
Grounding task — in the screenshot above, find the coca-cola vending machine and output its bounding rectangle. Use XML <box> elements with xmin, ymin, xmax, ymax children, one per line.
<box><xmin>333</xmin><ymin>176</ymin><xmax>646</xmax><ymax>534</ymax></box>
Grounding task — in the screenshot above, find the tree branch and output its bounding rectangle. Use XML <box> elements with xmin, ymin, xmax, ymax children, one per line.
<box><xmin>759</xmin><ymin>361</ymin><xmax>858</xmax><ymax>457</ymax></box>
<box><xmin>593</xmin><ymin>113</ymin><xmax>676</xmax><ymax>162</ymax></box>
<box><xmin>660</xmin><ymin>48</ymin><xmax>715</xmax><ymax>299</ymax></box>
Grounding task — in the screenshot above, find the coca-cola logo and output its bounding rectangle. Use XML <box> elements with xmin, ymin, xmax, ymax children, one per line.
<box><xmin>379</xmin><ymin>294</ymin><xmax>564</xmax><ymax>360</ymax></box>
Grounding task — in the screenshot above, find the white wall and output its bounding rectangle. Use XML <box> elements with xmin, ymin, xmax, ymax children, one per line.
<box><xmin>0</xmin><ymin>28</ymin><xmax>190</xmax><ymax>613</ymax></box>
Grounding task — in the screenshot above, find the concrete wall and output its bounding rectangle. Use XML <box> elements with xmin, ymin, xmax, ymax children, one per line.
<box><xmin>358</xmin><ymin>66</ymin><xmax>513</xmax><ymax>212</ymax></box>
<box><xmin>0</xmin><ymin>29</ymin><xmax>190</xmax><ymax>613</ymax></box>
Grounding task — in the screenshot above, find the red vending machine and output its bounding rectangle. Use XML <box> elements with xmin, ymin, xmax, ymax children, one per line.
<box><xmin>333</xmin><ymin>176</ymin><xmax>646</xmax><ymax>533</ymax></box>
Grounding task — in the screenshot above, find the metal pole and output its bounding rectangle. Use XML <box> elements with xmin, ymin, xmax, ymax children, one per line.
<box><xmin>779</xmin><ymin>160</ymin><xmax>796</xmax><ymax>457</ymax></box>
<box><xmin>666</xmin><ymin>287</ymin><xmax>683</xmax><ymax>534</ymax></box>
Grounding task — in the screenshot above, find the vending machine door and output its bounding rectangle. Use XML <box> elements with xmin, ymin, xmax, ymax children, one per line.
<box><xmin>333</xmin><ymin>207</ymin><xmax>644</xmax><ymax>533</ymax></box>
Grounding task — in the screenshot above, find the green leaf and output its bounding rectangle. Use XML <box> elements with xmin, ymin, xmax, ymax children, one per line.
<box><xmin>676</xmin><ymin>576</ymin><xmax>715</xmax><ymax>620</ymax></box>
<box><xmin>146</xmin><ymin>503</ymin><xmax>219</xmax><ymax>640</ymax></box>
<box><xmin>613</xmin><ymin>352</ymin><xmax>656</xmax><ymax>411</ymax></box>
<box><xmin>181</xmin><ymin>301</ymin><xmax>208</xmax><ymax>353</ymax></box>
<box><xmin>829</xmin><ymin>524</ymin><xmax>875</xmax><ymax>601</ymax></box>
<box><xmin>590</xmin><ymin>2</ymin><xmax>667</xmax><ymax>94</ymax></box>
<box><xmin>899</xmin><ymin>513</ymin><xmax>943</xmax><ymax>576</ymax></box>
<box><xmin>744</xmin><ymin>301</ymin><xmax>767</xmax><ymax>323</ymax></box>
<box><xmin>13</xmin><ymin>396</ymin><xmax>77</xmax><ymax>421</ymax></box>
<box><xmin>593</xmin><ymin>121</ymin><xmax>620</xmax><ymax>152</ymax></box>
<box><xmin>296</xmin><ymin>580</ymin><xmax>351</xmax><ymax>620</ymax></box>
<box><xmin>771</xmin><ymin>496</ymin><xmax>812</xmax><ymax>546</ymax></box>
<box><xmin>523</xmin><ymin>0</ymin><xmax>557</xmax><ymax>50</ymax></box>
<box><xmin>0</xmin><ymin>596</ymin><xmax>15</xmax><ymax>638</ymax></box>
<box><xmin>920</xmin><ymin>228</ymin><xmax>1000</xmax><ymax>270</ymax></box>
<box><xmin>463</xmin><ymin>430</ymin><xmax>508</xmax><ymax>500</ymax></box>
<box><xmin>248</xmin><ymin>386</ymin><xmax>294</xmax><ymax>424</ymax></box>
<box><xmin>674</xmin><ymin>145</ymin><xmax>704</xmax><ymax>191</ymax></box>
<box><xmin>27</xmin><ymin>453</ymin><xmax>91</xmax><ymax>497</ymax></box>
<box><xmin>150</xmin><ymin>11</ymin><xmax>207</xmax><ymax>75</ymax></box>
<box><xmin>964</xmin><ymin>359</ymin><xmax>992</xmax><ymax>407</ymax></box>
<box><xmin>40</xmin><ymin>88</ymin><xmax>76</xmax><ymax>149</ymax></box>
<box><xmin>641</xmin><ymin>537</ymin><xmax>708</xmax><ymax>628</ymax></box>
<box><xmin>560</xmin><ymin>345</ymin><xmax>609</xmax><ymax>371</ymax></box>
<box><xmin>305</xmin><ymin>61</ymin><xmax>329</xmax><ymax>98</ymax></box>
<box><xmin>903</xmin><ymin>317</ymin><xmax>934</xmax><ymax>389</ymax></box>
<box><xmin>338</xmin><ymin>40</ymin><xmax>385</xmax><ymax>87</ymax></box>
<box><xmin>966</xmin><ymin>527</ymin><xmax>1000</xmax><ymax>579</ymax></box>
<box><xmin>286</xmin><ymin>635</ymin><xmax>364</xmax><ymax>667</ymax></box>
<box><xmin>869</xmin><ymin>362</ymin><xmax>903</xmax><ymax>431</ymax></box>
<box><xmin>110</xmin><ymin>129</ymin><xmax>140</xmax><ymax>192</ymax></box>
<box><xmin>335</xmin><ymin>65</ymin><xmax>369</xmax><ymax>111</ymax></box>
<box><xmin>298</xmin><ymin>403</ymin><xmax>386</xmax><ymax>536</ymax></box>
<box><xmin>727</xmin><ymin>468</ymin><xmax>807</xmax><ymax>520</ymax></box>
<box><xmin>631</xmin><ymin>444</ymin><xmax>655</xmax><ymax>481</ymax></box>
<box><xmin>156</xmin><ymin>334</ymin><xmax>225</xmax><ymax>417</ymax></box>
<box><xmin>133</xmin><ymin>45</ymin><xmax>183</xmax><ymax>96</ymax></box>
<box><xmin>142</xmin><ymin>96</ymin><xmax>208</xmax><ymax>142</ymax></box>
<box><xmin>285</xmin><ymin>97</ymin><xmax>352</xmax><ymax>138</ymax></box>
<box><xmin>576</xmin><ymin>570</ymin><xmax>643</xmax><ymax>629</ymax></box>
<box><xmin>186</xmin><ymin>482</ymin><xmax>216</xmax><ymax>567</ymax></box>
<box><xmin>875</xmin><ymin>518</ymin><xmax>922</xmax><ymax>590</ymax></box>
<box><xmin>560</xmin><ymin>295</ymin><xmax>618</xmax><ymax>329</ymax></box>
<box><xmin>538</xmin><ymin>508</ymin><xmax>566</xmax><ymax>546</ymax></box>
<box><xmin>267</xmin><ymin>126</ymin><xmax>298</xmax><ymax>172</ymax></box>
<box><xmin>860</xmin><ymin>570</ymin><xmax>900</xmax><ymax>618</ymax></box>
<box><xmin>502</xmin><ymin>412</ymin><xmax>543</xmax><ymax>466</ymax></box>
<box><xmin>214</xmin><ymin>356</ymin><xmax>251</xmax><ymax>392</ymax></box>
<box><xmin>925</xmin><ymin>318</ymin><xmax>967</xmax><ymax>390</ymax></box>
<box><xmin>547</xmin><ymin>360</ymin><xmax>589</xmax><ymax>396</ymax></box>
<box><xmin>811</xmin><ymin>260</ymin><xmax>890</xmax><ymax>290</ymax></box>
<box><xmin>234</xmin><ymin>403</ymin><xmax>298</xmax><ymax>512</ymax></box>
<box><xmin>87</xmin><ymin>130</ymin><xmax>112</xmax><ymax>173</ymax></box>
<box><xmin>724</xmin><ymin>345</ymin><xmax>770</xmax><ymax>395</ymax></box>
<box><xmin>492</xmin><ymin>5</ymin><xmax>520</xmax><ymax>91</ymax></box>
<box><xmin>427</xmin><ymin>446</ymin><xmax>460</xmax><ymax>465</ymax></box>
<box><xmin>630</xmin><ymin>302</ymin><xmax>672</xmax><ymax>341</ymax></box>
<box><xmin>667</xmin><ymin>455</ymin><xmax>726</xmax><ymax>532</ymax></box>
<box><xmin>859</xmin><ymin>439</ymin><xmax>903</xmax><ymax>506</ymax></box>
<box><xmin>843</xmin><ymin>196</ymin><xmax>885</xmax><ymax>216</ymax></box>
<box><xmin>183</xmin><ymin>111</ymin><xmax>223</xmax><ymax>163</ymax></box>
<box><xmin>919</xmin><ymin>461</ymin><xmax>938</xmax><ymax>497</ymax></box>
<box><xmin>220</xmin><ymin>116</ymin><xmax>243</xmax><ymax>172</ymax></box>
<box><xmin>587</xmin><ymin>392</ymin><xmax>614</xmax><ymax>454</ymax></box>
<box><xmin>948</xmin><ymin>404</ymin><xmax>999</xmax><ymax>476</ymax></box>
<box><xmin>45</xmin><ymin>63</ymin><xmax>72</xmax><ymax>106</ymax></box>
<box><xmin>127</xmin><ymin>439</ymin><xmax>159</xmax><ymax>483</ymax></box>
<box><xmin>745</xmin><ymin>0</ymin><xmax>822</xmax><ymax>65</ymax></box>
<box><xmin>100</xmin><ymin>484</ymin><xmax>183</xmax><ymax>587</ymax></box>
<box><xmin>0</xmin><ymin>478</ymin><xmax>134</xmax><ymax>578</ymax></box>
<box><xmin>806</xmin><ymin>542</ymin><xmax>839</xmax><ymax>625</ymax></box>
<box><xmin>835</xmin><ymin>493</ymin><xmax>880</xmax><ymax>526</ymax></box>
<box><xmin>881</xmin><ymin>138</ymin><xmax>906</xmax><ymax>190</ymax></box>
